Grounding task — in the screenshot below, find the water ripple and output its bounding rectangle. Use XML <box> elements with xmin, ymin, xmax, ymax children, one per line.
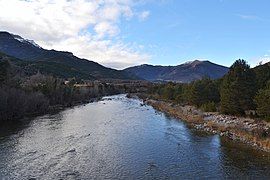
<box><xmin>1</xmin><ymin>94</ymin><xmax>270</xmax><ymax>179</ymax></box>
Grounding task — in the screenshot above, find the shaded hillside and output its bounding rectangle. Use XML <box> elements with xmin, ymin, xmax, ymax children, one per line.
<box><xmin>124</xmin><ymin>60</ymin><xmax>229</xmax><ymax>82</ymax></box>
<box><xmin>0</xmin><ymin>31</ymin><xmax>138</xmax><ymax>80</ymax></box>
<box><xmin>0</xmin><ymin>52</ymin><xmax>96</xmax><ymax>80</ymax></box>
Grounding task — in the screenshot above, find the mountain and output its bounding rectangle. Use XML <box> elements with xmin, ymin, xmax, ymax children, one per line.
<box><xmin>124</xmin><ymin>60</ymin><xmax>229</xmax><ymax>82</ymax></box>
<box><xmin>0</xmin><ymin>31</ymin><xmax>138</xmax><ymax>80</ymax></box>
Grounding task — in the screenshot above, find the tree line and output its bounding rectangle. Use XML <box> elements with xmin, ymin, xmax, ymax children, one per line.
<box><xmin>147</xmin><ymin>59</ymin><xmax>270</xmax><ymax>121</ymax></box>
<box><xmin>0</xmin><ymin>58</ymin><xmax>126</xmax><ymax>123</ymax></box>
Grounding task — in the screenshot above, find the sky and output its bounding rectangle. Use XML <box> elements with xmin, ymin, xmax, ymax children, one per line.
<box><xmin>0</xmin><ymin>0</ymin><xmax>270</xmax><ymax>69</ymax></box>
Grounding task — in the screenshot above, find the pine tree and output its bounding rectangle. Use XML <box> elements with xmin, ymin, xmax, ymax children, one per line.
<box><xmin>220</xmin><ymin>59</ymin><xmax>257</xmax><ymax>115</ymax></box>
<box><xmin>255</xmin><ymin>80</ymin><xmax>270</xmax><ymax>121</ymax></box>
<box><xmin>254</xmin><ymin>63</ymin><xmax>270</xmax><ymax>89</ymax></box>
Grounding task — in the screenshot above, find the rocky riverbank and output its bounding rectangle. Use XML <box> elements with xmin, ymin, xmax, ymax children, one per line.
<box><xmin>128</xmin><ymin>93</ymin><xmax>270</xmax><ymax>152</ymax></box>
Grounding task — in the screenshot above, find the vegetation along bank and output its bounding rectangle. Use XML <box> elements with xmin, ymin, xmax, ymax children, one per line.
<box><xmin>130</xmin><ymin>59</ymin><xmax>270</xmax><ymax>151</ymax></box>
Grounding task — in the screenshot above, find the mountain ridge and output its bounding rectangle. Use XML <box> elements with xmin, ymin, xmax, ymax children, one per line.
<box><xmin>0</xmin><ymin>31</ymin><xmax>138</xmax><ymax>80</ymax></box>
<box><xmin>0</xmin><ymin>31</ymin><xmax>230</xmax><ymax>82</ymax></box>
<box><xmin>124</xmin><ymin>60</ymin><xmax>229</xmax><ymax>82</ymax></box>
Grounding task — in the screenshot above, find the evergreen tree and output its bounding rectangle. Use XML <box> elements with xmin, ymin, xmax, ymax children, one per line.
<box><xmin>220</xmin><ymin>59</ymin><xmax>257</xmax><ymax>115</ymax></box>
<box><xmin>162</xmin><ymin>82</ymin><xmax>176</xmax><ymax>100</ymax></box>
<box><xmin>254</xmin><ymin>63</ymin><xmax>270</xmax><ymax>89</ymax></box>
<box><xmin>254</xmin><ymin>80</ymin><xmax>270</xmax><ymax>121</ymax></box>
<box><xmin>189</xmin><ymin>77</ymin><xmax>220</xmax><ymax>107</ymax></box>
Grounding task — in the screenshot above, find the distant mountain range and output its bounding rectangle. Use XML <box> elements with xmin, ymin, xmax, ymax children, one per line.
<box><xmin>0</xmin><ymin>31</ymin><xmax>137</xmax><ymax>80</ymax></box>
<box><xmin>124</xmin><ymin>60</ymin><xmax>229</xmax><ymax>82</ymax></box>
<box><xmin>0</xmin><ymin>31</ymin><xmax>230</xmax><ymax>82</ymax></box>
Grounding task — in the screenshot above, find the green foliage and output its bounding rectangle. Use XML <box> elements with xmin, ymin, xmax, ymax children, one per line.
<box><xmin>147</xmin><ymin>59</ymin><xmax>270</xmax><ymax>121</ymax></box>
<box><xmin>161</xmin><ymin>82</ymin><xmax>176</xmax><ymax>100</ymax></box>
<box><xmin>201</xmin><ymin>102</ymin><xmax>217</xmax><ymax>112</ymax></box>
<box><xmin>18</xmin><ymin>60</ymin><xmax>96</xmax><ymax>80</ymax></box>
<box><xmin>220</xmin><ymin>59</ymin><xmax>257</xmax><ymax>115</ymax></box>
<box><xmin>254</xmin><ymin>81</ymin><xmax>270</xmax><ymax>121</ymax></box>
<box><xmin>254</xmin><ymin>62</ymin><xmax>270</xmax><ymax>89</ymax></box>
<box><xmin>147</xmin><ymin>77</ymin><xmax>220</xmax><ymax>107</ymax></box>
<box><xmin>189</xmin><ymin>77</ymin><xmax>220</xmax><ymax>107</ymax></box>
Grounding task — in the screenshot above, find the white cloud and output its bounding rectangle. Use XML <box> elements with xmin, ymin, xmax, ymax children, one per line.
<box><xmin>94</xmin><ymin>21</ymin><xmax>119</xmax><ymax>39</ymax></box>
<box><xmin>238</xmin><ymin>14</ymin><xmax>269</xmax><ymax>22</ymax></box>
<box><xmin>257</xmin><ymin>57</ymin><xmax>270</xmax><ymax>65</ymax></box>
<box><xmin>0</xmin><ymin>0</ymin><xmax>150</xmax><ymax>69</ymax></box>
<box><xmin>138</xmin><ymin>10</ymin><xmax>150</xmax><ymax>21</ymax></box>
<box><xmin>239</xmin><ymin>14</ymin><xmax>260</xmax><ymax>20</ymax></box>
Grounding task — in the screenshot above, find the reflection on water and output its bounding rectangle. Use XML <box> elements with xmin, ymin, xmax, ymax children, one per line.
<box><xmin>0</xmin><ymin>94</ymin><xmax>270</xmax><ymax>179</ymax></box>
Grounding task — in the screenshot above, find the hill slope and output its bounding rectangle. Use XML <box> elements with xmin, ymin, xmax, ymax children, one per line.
<box><xmin>124</xmin><ymin>60</ymin><xmax>229</xmax><ymax>82</ymax></box>
<box><xmin>0</xmin><ymin>31</ymin><xmax>137</xmax><ymax>80</ymax></box>
<box><xmin>253</xmin><ymin>61</ymin><xmax>270</xmax><ymax>89</ymax></box>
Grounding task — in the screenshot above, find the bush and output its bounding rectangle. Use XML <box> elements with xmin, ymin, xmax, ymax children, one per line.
<box><xmin>0</xmin><ymin>86</ymin><xmax>49</xmax><ymax>123</ymax></box>
<box><xmin>201</xmin><ymin>102</ymin><xmax>217</xmax><ymax>112</ymax></box>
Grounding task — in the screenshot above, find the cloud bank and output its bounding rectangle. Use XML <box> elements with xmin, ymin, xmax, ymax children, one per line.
<box><xmin>0</xmin><ymin>0</ymin><xmax>150</xmax><ymax>69</ymax></box>
<box><xmin>257</xmin><ymin>57</ymin><xmax>270</xmax><ymax>65</ymax></box>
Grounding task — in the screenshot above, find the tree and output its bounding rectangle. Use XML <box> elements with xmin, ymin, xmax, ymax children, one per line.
<box><xmin>188</xmin><ymin>77</ymin><xmax>220</xmax><ymax>107</ymax></box>
<box><xmin>254</xmin><ymin>80</ymin><xmax>270</xmax><ymax>121</ymax></box>
<box><xmin>0</xmin><ymin>59</ymin><xmax>10</xmax><ymax>82</ymax></box>
<box><xmin>162</xmin><ymin>82</ymin><xmax>175</xmax><ymax>100</ymax></box>
<box><xmin>254</xmin><ymin>63</ymin><xmax>270</xmax><ymax>89</ymax></box>
<box><xmin>220</xmin><ymin>59</ymin><xmax>257</xmax><ymax>115</ymax></box>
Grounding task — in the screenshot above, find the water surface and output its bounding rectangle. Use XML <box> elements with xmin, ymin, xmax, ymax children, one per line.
<box><xmin>1</xmin><ymin>94</ymin><xmax>270</xmax><ymax>179</ymax></box>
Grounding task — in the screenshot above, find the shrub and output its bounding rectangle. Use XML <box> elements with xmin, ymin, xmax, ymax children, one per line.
<box><xmin>201</xmin><ymin>102</ymin><xmax>217</xmax><ymax>112</ymax></box>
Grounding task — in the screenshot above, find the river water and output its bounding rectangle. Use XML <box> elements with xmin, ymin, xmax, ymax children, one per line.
<box><xmin>1</xmin><ymin>94</ymin><xmax>270</xmax><ymax>179</ymax></box>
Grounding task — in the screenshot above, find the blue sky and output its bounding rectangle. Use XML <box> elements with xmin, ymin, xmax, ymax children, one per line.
<box><xmin>123</xmin><ymin>0</ymin><xmax>270</xmax><ymax>67</ymax></box>
<box><xmin>0</xmin><ymin>0</ymin><xmax>269</xmax><ymax>69</ymax></box>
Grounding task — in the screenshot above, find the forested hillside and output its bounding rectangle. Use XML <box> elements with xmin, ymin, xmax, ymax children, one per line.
<box><xmin>147</xmin><ymin>59</ymin><xmax>270</xmax><ymax>120</ymax></box>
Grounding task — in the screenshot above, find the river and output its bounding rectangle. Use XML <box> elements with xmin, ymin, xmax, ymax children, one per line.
<box><xmin>1</xmin><ymin>94</ymin><xmax>270</xmax><ymax>179</ymax></box>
